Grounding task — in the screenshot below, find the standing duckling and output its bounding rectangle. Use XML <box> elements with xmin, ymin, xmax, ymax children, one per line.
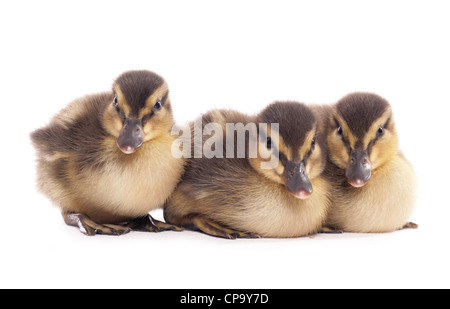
<box><xmin>164</xmin><ymin>102</ymin><xmax>330</xmax><ymax>239</ymax></box>
<box><xmin>323</xmin><ymin>92</ymin><xmax>418</xmax><ymax>233</ymax></box>
<box><xmin>31</xmin><ymin>70</ymin><xmax>185</xmax><ymax>235</ymax></box>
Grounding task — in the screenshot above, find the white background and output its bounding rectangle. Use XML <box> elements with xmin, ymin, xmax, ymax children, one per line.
<box><xmin>1</xmin><ymin>0</ymin><xmax>449</xmax><ymax>288</ymax></box>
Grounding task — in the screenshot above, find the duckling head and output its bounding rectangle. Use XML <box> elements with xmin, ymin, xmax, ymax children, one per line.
<box><xmin>250</xmin><ymin>102</ymin><xmax>326</xmax><ymax>199</ymax></box>
<box><xmin>327</xmin><ymin>92</ymin><xmax>399</xmax><ymax>187</ymax></box>
<box><xmin>102</xmin><ymin>70</ymin><xmax>173</xmax><ymax>154</ymax></box>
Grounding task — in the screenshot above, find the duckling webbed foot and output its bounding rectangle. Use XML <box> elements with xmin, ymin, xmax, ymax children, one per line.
<box><xmin>62</xmin><ymin>213</ymin><xmax>131</xmax><ymax>236</ymax></box>
<box><xmin>191</xmin><ymin>216</ymin><xmax>260</xmax><ymax>240</ymax></box>
<box><xmin>403</xmin><ymin>221</ymin><xmax>419</xmax><ymax>229</ymax></box>
<box><xmin>127</xmin><ymin>214</ymin><xmax>183</xmax><ymax>232</ymax></box>
<box><xmin>319</xmin><ymin>226</ymin><xmax>344</xmax><ymax>234</ymax></box>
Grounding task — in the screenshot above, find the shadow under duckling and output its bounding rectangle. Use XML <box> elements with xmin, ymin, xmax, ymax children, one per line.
<box><xmin>322</xmin><ymin>92</ymin><xmax>418</xmax><ymax>233</ymax></box>
<box><xmin>31</xmin><ymin>70</ymin><xmax>185</xmax><ymax>235</ymax></box>
<box><xmin>164</xmin><ymin>102</ymin><xmax>331</xmax><ymax>239</ymax></box>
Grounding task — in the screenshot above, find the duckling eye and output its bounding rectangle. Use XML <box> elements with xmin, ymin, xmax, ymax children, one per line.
<box><xmin>377</xmin><ymin>126</ymin><xmax>384</xmax><ymax>136</ymax></box>
<box><xmin>266</xmin><ymin>137</ymin><xmax>272</xmax><ymax>150</ymax></box>
<box><xmin>153</xmin><ymin>101</ymin><xmax>162</xmax><ymax>110</ymax></box>
<box><xmin>311</xmin><ymin>137</ymin><xmax>316</xmax><ymax>148</ymax></box>
<box><xmin>337</xmin><ymin>126</ymin><xmax>343</xmax><ymax>135</ymax></box>
<box><xmin>113</xmin><ymin>96</ymin><xmax>120</xmax><ymax>112</ymax></box>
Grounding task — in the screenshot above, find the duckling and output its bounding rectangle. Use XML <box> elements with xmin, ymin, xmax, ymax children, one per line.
<box><xmin>323</xmin><ymin>92</ymin><xmax>418</xmax><ymax>233</ymax></box>
<box><xmin>31</xmin><ymin>70</ymin><xmax>185</xmax><ymax>235</ymax></box>
<box><xmin>164</xmin><ymin>102</ymin><xmax>330</xmax><ymax>239</ymax></box>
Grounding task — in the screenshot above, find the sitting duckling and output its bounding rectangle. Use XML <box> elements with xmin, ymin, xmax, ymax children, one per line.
<box><xmin>323</xmin><ymin>92</ymin><xmax>418</xmax><ymax>233</ymax></box>
<box><xmin>31</xmin><ymin>70</ymin><xmax>185</xmax><ymax>235</ymax></box>
<box><xmin>164</xmin><ymin>102</ymin><xmax>330</xmax><ymax>239</ymax></box>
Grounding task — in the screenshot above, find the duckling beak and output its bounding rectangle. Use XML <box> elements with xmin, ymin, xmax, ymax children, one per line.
<box><xmin>346</xmin><ymin>149</ymin><xmax>372</xmax><ymax>187</ymax></box>
<box><xmin>283</xmin><ymin>161</ymin><xmax>313</xmax><ymax>199</ymax></box>
<box><xmin>116</xmin><ymin>119</ymin><xmax>143</xmax><ymax>154</ymax></box>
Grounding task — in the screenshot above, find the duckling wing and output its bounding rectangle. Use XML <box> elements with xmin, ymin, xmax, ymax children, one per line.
<box><xmin>31</xmin><ymin>93</ymin><xmax>111</xmax><ymax>168</ymax></box>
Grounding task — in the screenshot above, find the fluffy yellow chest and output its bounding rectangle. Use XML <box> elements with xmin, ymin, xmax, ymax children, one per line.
<box><xmin>81</xmin><ymin>136</ymin><xmax>184</xmax><ymax>218</ymax></box>
<box><xmin>227</xmin><ymin>176</ymin><xmax>331</xmax><ymax>238</ymax></box>
<box><xmin>328</xmin><ymin>155</ymin><xmax>417</xmax><ymax>232</ymax></box>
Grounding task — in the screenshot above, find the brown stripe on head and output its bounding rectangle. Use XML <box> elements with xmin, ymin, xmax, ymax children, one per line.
<box><xmin>258</xmin><ymin>101</ymin><xmax>316</xmax><ymax>162</ymax></box>
<box><xmin>139</xmin><ymin>83</ymin><xmax>169</xmax><ymax>119</ymax></box>
<box><xmin>113</xmin><ymin>70</ymin><xmax>166</xmax><ymax>117</ymax></box>
<box><xmin>336</xmin><ymin>92</ymin><xmax>390</xmax><ymax>140</ymax></box>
